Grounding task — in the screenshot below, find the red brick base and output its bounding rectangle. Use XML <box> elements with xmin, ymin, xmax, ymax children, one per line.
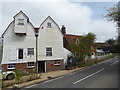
<box><xmin>46</xmin><ymin>59</ymin><xmax>64</xmax><ymax>72</ymax></box>
<box><xmin>1</xmin><ymin>59</ymin><xmax>64</xmax><ymax>72</ymax></box>
<box><xmin>1</xmin><ymin>63</ymin><xmax>36</xmax><ymax>72</ymax></box>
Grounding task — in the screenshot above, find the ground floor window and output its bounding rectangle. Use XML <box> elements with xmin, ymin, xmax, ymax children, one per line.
<box><xmin>7</xmin><ymin>64</ymin><xmax>16</xmax><ymax>69</ymax></box>
<box><xmin>54</xmin><ymin>60</ymin><xmax>60</xmax><ymax>66</ymax></box>
<box><xmin>27</xmin><ymin>62</ymin><xmax>34</xmax><ymax>68</ymax></box>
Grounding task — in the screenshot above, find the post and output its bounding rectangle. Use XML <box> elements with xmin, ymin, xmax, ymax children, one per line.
<box><xmin>35</xmin><ymin>32</ymin><xmax>38</xmax><ymax>73</ymax></box>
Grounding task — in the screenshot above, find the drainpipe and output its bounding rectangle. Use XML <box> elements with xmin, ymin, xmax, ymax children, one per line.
<box><xmin>35</xmin><ymin>32</ymin><xmax>38</xmax><ymax>74</ymax></box>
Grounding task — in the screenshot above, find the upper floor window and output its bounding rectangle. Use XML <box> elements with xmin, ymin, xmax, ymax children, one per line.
<box><xmin>27</xmin><ymin>48</ymin><xmax>34</xmax><ymax>55</ymax></box>
<box><xmin>47</xmin><ymin>22</ymin><xmax>52</xmax><ymax>28</ymax></box>
<box><xmin>18</xmin><ymin>19</ymin><xmax>24</xmax><ymax>25</ymax></box>
<box><xmin>46</xmin><ymin>47</ymin><xmax>52</xmax><ymax>56</ymax></box>
<box><xmin>18</xmin><ymin>49</ymin><xmax>23</xmax><ymax>59</ymax></box>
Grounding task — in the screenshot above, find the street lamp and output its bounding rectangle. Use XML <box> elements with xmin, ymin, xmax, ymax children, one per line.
<box><xmin>35</xmin><ymin>32</ymin><xmax>38</xmax><ymax>73</ymax></box>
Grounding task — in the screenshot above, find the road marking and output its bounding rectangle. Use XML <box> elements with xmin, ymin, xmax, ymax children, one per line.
<box><xmin>73</xmin><ymin>68</ymin><xmax>104</xmax><ymax>85</ymax></box>
<box><xmin>110</xmin><ymin>61</ymin><xmax>118</xmax><ymax>66</ymax></box>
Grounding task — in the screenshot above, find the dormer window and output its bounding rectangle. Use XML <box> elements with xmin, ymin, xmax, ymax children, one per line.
<box><xmin>47</xmin><ymin>22</ymin><xmax>52</xmax><ymax>28</ymax></box>
<box><xmin>18</xmin><ymin>19</ymin><xmax>24</xmax><ymax>25</ymax></box>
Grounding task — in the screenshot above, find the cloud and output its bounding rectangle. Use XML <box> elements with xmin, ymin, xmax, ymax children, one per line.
<box><xmin>0</xmin><ymin>0</ymin><xmax>117</xmax><ymax>42</ymax></box>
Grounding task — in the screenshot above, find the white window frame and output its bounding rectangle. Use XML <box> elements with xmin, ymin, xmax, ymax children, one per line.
<box><xmin>47</xmin><ymin>22</ymin><xmax>52</xmax><ymax>28</ymax></box>
<box><xmin>54</xmin><ymin>60</ymin><xmax>60</xmax><ymax>66</ymax></box>
<box><xmin>46</xmin><ymin>47</ymin><xmax>52</xmax><ymax>56</ymax></box>
<box><xmin>7</xmin><ymin>64</ymin><xmax>16</xmax><ymax>69</ymax></box>
<box><xmin>18</xmin><ymin>19</ymin><xmax>24</xmax><ymax>25</ymax></box>
<box><xmin>27</xmin><ymin>62</ymin><xmax>35</xmax><ymax>68</ymax></box>
<box><xmin>17</xmin><ymin>48</ymin><xmax>24</xmax><ymax>60</ymax></box>
<box><xmin>27</xmin><ymin>48</ymin><xmax>34</xmax><ymax>55</ymax></box>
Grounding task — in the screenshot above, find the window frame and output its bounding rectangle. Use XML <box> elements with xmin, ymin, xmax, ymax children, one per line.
<box><xmin>46</xmin><ymin>47</ymin><xmax>52</xmax><ymax>56</ymax></box>
<box><xmin>18</xmin><ymin>48</ymin><xmax>24</xmax><ymax>60</ymax></box>
<box><xmin>47</xmin><ymin>22</ymin><xmax>52</xmax><ymax>28</ymax></box>
<box><xmin>27</xmin><ymin>48</ymin><xmax>34</xmax><ymax>55</ymax></box>
<box><xmin>54</xmin><ymin>60</ymin><xmax>60</xmax><ymax>66</ymax></box>
<box><xmin>27</xmin><ymin>62</ymin><xmax>35</xmax><ymax>68</ymax></box>
<box><xmin>7</xmin><ymin>64</ymin><xmax>16</xmax><ymax>70</ymax></box>
<box><xmin>18</xmin><ymin>19</ymin><xmax>24</xmax><ymax>25</ymax></box>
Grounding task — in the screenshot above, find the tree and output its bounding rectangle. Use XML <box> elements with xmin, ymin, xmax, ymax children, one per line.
<box><xmin>105</xmin><ymin>2</ymin><xmax>120</xmax><ymax>53</ymax></box>
<box><xmin>105</xmin><ymin>2</ymin><xmax>120</xmax><ymax>22</ymax></box>
<box><xmin>68</xmin><ymin>33</ymin><xmax>96</xmax><ymax>62</ymax></box>
<box><xmin>105</xmin><ymin>38</ymin><xmax>115</xmax><ymax>46</ymax></box>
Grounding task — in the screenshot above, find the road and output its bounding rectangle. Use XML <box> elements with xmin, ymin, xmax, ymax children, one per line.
<box><xmin>24</xmin><ymin>57</ymin><xmax>119</xmax><ymax>89</ymax></box>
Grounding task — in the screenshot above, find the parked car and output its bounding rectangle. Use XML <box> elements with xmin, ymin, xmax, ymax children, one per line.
<box><xmin>0</xmin><ymin>69</ymin><xmax>15</xmax><ymax>80</ymax></box>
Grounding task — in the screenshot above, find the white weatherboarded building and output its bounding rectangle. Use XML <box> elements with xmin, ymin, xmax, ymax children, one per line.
<box><xmin>37</xmin><ymin>16</ymin><xmax>64</xmax><ymax>72</ymax></box>
<box><xmin>1</xmin><ymin>11</ymin><xmax>36</xmax><ymax>71</ymax></box>
<box><xmin>1</xmin><ymin>11</ymin><xmax>65</xmax><ymax>72</ymax></box>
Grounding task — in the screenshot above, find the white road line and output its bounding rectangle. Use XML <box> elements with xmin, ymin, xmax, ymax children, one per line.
<box><xmin>110</xmin><ymin>61</ymin><xmax>118</xmax><ymax>66</ymax></box>
<box><xmin>73</xmin><ymin>68</ymin><xmax>104</xmax><ymax>85</ymax></box>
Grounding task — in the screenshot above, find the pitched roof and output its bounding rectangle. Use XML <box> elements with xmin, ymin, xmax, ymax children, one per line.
<box><xmin>40</xmin><ymin>16</ymin><xmax>63</xmax><ymax>36</ymax></box>
<box><xmin>64</xmin><ymin>34</ymin><xmax>82</xmax><ymax>44</ymax></box>
<box><xmin>13</xmin><ymin>10</ymin><xmax>29</xmax><ymax>20</ymax></box>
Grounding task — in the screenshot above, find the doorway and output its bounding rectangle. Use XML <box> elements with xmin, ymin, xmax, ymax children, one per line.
<box><xmin>38</xmin><ymin>61</ymin><xmax>45</xmax><ymax>73</ymax></box>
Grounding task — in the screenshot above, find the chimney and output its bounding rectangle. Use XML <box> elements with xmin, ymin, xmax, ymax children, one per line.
<box><xmin>61</xmin><ymin>25</ymin><xmax>66</xmax><ymax>35</ymax></box>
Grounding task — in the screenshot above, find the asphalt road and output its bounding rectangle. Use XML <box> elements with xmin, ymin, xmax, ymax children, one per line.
<box><xmin>24</xmin><ymin>57</ymin><xmax>119</xmax><ymax>89</ymax></box>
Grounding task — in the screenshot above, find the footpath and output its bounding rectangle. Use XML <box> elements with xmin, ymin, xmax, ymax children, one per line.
<box><xmin>6</xmin><ymin>67</ymin><xmax>84</xmax><ymax>89</ymax></box>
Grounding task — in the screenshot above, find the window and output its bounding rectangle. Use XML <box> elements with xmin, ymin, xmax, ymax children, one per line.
<box><xmin>18</xmin><ymin>19</ymin><xmax>24</xmax><ymax>25</ymax></box>
<box><xmin>47</xmin><ymin>22</ymin><xmax>52</xmax><ymax>28</ymax></box>
<box><xmin>27</xmin><ymin>62</ymin><xmax>34</xmax><ymax>68</ymax></box>
<box><xmin>8</xmin><ymin>64</ymin><xmax>16</xmax><ymax>69</ymax></box>
<box><xmin>27</xmin><ymin>48</ymin><xmax>34</xmax><ymax>55</ymax></box>
<box><xmin>92</xmin><ymin>52</ymin><xmax>94</xmax><ymax>55</ymax></box>
<box><xmin>54</xmin><ymin>60</ymin><xmax>60</xmax><ymax>66</ymax></box>
<box><xmin>46</xmin><ymin>47</ymin><xmax>52</xmax><ymax>56</ymax></box>
<box><xmin>18</xmin><ymin>49</ymin><xmax>23</xmax><ymax>59</ymax></box>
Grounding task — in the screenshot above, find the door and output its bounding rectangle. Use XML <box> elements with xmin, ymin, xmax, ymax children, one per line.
<box><xmin>38</xmin><ymin>61</ymin><xmax>45</xmax><ymax>73</ymax></box>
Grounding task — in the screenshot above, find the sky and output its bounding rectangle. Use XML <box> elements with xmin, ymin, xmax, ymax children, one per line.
<box><xmin>0</xmin><ymin>0</ymin><xmax>119</xmax><ymax>42</ymax></box>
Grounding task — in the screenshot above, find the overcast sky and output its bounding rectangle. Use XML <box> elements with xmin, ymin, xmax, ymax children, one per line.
<box><xmin>0</xmin><ymin>0</ymin><xmax>119</xmax><ymax>42</ymax></box>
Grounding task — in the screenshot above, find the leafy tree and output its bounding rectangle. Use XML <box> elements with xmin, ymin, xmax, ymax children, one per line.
<box><xmin>105</xmin><ymin>38</ymin><xmax>115</xmax><ymax>46</ymax></box>
<box><xmin>68</xmin><ymin>33</ymin><xmax>96</xmax><ymax>62</ymax></box>
<box><xmin>105</xmin><ymin>2</ymin><xmax>120</xmax><ymax>53</ymax></box>
<box><xmin>105</xmin><ymin>2</ymin><xmax>120</xmax><ymax>23</ymax></box>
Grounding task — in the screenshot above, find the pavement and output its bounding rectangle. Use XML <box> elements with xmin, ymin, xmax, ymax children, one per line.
<box><xmin>22</xmin><ymin>57</ymin><xmax>118</xmax><ymax>89</ymax></box>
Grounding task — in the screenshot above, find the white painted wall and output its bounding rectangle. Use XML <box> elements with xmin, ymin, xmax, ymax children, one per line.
<box><xmin>38</xmin><ymin>16</ymin><xmax>64</xmax><ymax>61</ymax></box>
<box><xmin>63</xmin><ymin>48</ymin><xmax>73</xmax><ymax>65</ymax></box>
<box><xmin>1</xmin><ymin>12</ymin><xmax>36</xmax><ymax>64</ymax></box>
<box><xmin>14</xmin><ymin>12</ymin><xmax>27</xmax><ymax>34</ymax></box>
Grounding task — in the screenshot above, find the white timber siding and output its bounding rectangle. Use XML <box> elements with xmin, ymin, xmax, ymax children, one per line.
<box><xmin>63</xmin><ymin>48</ymin><xmax>73</xmax><ymax>65</ymax></box>
<box><xmin>38</xmin><ymin>16</ymin><xmax>64</xmax><ymax>61</ymax></box>
<box><xmin>1</xmin><ymin>12</ymin><xmax>36</xmax><ymax>64</ymax></box>
<box><xmin>14</xmin><ymin>13</ymin><xmax>27</xmax><ymax>34</ymax></box>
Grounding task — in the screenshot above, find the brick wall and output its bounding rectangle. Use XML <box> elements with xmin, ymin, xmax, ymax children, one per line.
<box><xmin>1</xmin><ymin>60</ymin><xmax>64</xmax><ymax>72</ymax></box>
<box><xmin>1</xmin><ymin>63</ymin><xmax>36</xmax><ymax>72</ymax></box>
<box><xmin>46</xmin><ymin>59</ymin><xmax>64</xmax><ymax>72</ymax></box>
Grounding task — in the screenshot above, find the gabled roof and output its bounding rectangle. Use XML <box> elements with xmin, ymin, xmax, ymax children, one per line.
<box><xmin>40</xmin><ymin>16</ymin><xmax>63</xmax><ymax>36</ymax></box>
<box><xmin>2</xmin><ymin>21</ymin><xmax>14</xmax><ymax>37</ymax></box>
<box><xmin>64</xmin><ymin>34</ymin><xmax>82</xmax><ymax>44</ymax></box>
<box><xmin>13</xmin><ymin>10</ymin><xmax>29</xmax><ymax>20</ymax></box>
